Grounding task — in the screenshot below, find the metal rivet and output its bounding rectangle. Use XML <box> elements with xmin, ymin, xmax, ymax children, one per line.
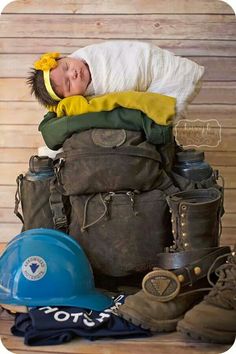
<box><xmin>194</xmin><ymin>266</ymin><xmax>202</xmax><ymax>275</ymax></box>
<box><xmin>171</xmin><ymin>218</ymin><xmax>174</xmax><ymax>223</ymax></box>
<box><xmin>172</xmin><ymin>229</ymin><xmax>175</xmax><ymax>234</ymax></box>
<box><xmin>178</xmin><ymin>274</ymin><xmax>185</xmax><ymax>282</ymax></box>
<box><xmin>181</xmin><ymin>222</ymin><xmax>185</xmax><ymax>226</ymax></box>
<box><xmin>184</xmin><ymin>243</ymin><xmax>189</xmax><ymax>247</ymax></box>
<box><xmin>181</xmin><ymin>213</ymin><xmax>185</xmax><ymax>218</ymax></box>
<box><xmin>169</xmin><ymin>209</ymin><xmax>172</xmax><ymax>213</ymax></box>
<box><xmin>182</xmin><ymin>232</ymin><xmax>187</xmax><ymax>237</ymax></box>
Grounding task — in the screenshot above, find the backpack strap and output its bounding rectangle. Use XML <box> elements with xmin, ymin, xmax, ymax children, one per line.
<box><xmin>14</xmin><ymin>174</ymin><xmax>24</xmax><ymax>224</ymax></box>
<box><xmin>49</xmin><ymin>178</ymin><xmax>68</xmax><ymax>231</ymax></box>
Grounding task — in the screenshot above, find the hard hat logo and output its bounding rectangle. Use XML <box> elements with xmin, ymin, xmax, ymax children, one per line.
<box><xmin>22</xmin><ymin>256</ymin><xmax>47</xmax><ymax>281</ymax></box>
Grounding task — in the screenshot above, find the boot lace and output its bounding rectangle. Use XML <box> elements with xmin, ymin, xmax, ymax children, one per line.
<box><xmin>205</xmin><ymin>251</ymin><xmax>236</xmax><ymax>309</ymax></box>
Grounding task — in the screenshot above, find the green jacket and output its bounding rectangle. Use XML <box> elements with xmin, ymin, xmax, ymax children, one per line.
<box><xmin>39</xmin><ymin>108</ymin><xmax>173</xmax><ymax>150</ymax></box>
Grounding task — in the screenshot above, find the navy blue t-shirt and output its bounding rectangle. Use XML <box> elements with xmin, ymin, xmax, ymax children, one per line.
<box><xmin>11</xmin><ymin>295</ymin><xmax>150</xmax><ymax>346</ymax></box>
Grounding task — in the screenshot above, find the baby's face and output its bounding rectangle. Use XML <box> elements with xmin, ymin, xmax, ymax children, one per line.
<box><xmin>50</xmin><ymin>57</ymin><xmax>91</xmax><ymax>98</ymax></box>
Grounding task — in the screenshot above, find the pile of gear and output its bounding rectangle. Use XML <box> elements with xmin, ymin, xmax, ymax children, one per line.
<box><xmin>0</xmin><ymin>106</ymin><xmax>235</xmax><ymax>346</ymax></box>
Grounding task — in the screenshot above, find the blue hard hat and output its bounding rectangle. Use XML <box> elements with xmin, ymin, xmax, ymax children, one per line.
<box><xmin>0</xmin><ymin>228</ymin><xmax>112</xmax><ymax>311</ymax></box>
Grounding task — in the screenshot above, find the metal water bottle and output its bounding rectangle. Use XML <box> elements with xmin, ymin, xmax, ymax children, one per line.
<box><xmin>173</xmin><ymin>149</ymin><xmax>213</xmax><ymax>182</ymax></box>
<box><xmin>25</xmin><ymin>155</ymin><xmax>54</xmax><ymax>181</ymax></box>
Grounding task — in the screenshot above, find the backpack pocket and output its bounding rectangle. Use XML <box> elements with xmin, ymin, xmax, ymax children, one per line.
<box><xmin>55</xmin><ymin>129</ymin><xmax>164</xmax><ymax>195</ymax></box>
<box><xmin>69</xmin><ymin>189</ymin><xmax>173</xmax><ymax>277</ymax></box>
<box><xmin>15</xmin><ymin>174</ymin><xmax>55</xmax><ymax>231</ymax></box>
<box><xmin>15</xmin><ymin>174</ymin><xmax>68</xmax><ymax>232</ymax></box>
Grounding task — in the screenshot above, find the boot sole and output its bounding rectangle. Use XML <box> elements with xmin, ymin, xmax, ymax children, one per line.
<box><xmin>118</xmin><ymin>304</ymin><xmax>182</xmax><ymax>332</ymax></box>
<box><xmin>177</xmin><ymin>319</ymin><xmax>236</xmax><ymax>344</ymax></box>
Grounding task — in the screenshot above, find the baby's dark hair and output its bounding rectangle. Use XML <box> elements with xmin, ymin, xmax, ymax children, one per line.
<box><xmin>26</xmin><ymin>68</ymin><xmax>59</xmax><ymax>107</ymax></box>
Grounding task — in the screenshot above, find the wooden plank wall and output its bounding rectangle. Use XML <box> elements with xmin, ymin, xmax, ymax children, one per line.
<box><xmin>0</xmin><ymin>0</ymin><xmax>235</xmax><ymax>252</ymax></box>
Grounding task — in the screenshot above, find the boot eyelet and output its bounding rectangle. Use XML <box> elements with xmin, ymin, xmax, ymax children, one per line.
<box><xmin>181</xmin><ymin>213</ymin><xmax>185</xmax><ymax>218</ymax></box>
<box><xmin>194</xmin><ymin>266</ymin><xmax>202</xmax><ymax>275</ymax></box>
<box><xmin>184</xmin><ymin>242</ymin><xmax>189</xmax><ymax>247</ymax></box>
<box><xmin>181</xmin><ymin>205</ymin><xmax>187</xmax><ymax>210</ymax></box>
<box><xmin>182</xmin><ymin>232</ymin><xmax>187</xmax><ymax>237</ymax></box>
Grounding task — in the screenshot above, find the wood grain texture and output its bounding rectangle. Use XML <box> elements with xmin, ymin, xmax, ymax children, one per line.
<box><xmin>0</xmin><ymin>320</ymin><xmax>12</xmax><ymax>335</ymax></box>
<box><xmin>0</xmin><ymin>102</ymin><xmax>45</xmax><ymax>124</ymax></box>
<box><xmin>0</xmin><ymin>126</ymin><xmax>44</xmax><ymax>148</ymax></box>
<box><xmin>1</xmin><ymin>38</ymin><xmax>236</xmax><ymax>56</ymax></box>
<box><xmin>0</xmin><ymin>14</ymin><xmax>236</xmax><ymax>40</ymax></box>
<box><xmin>191</xmin><ymin>82</ymin><xmax>236</xmax><ymax>104</ymax></box>
<box><xmin>222</xmin><ymin>213</ymin><xmax>236</xmax><ymax>228</ymax></box>
<box><xmin>0</xmin><ymin>148</ymin><xmax>37</xmax><ymax>162</ymax></box>
<box><xmin>0</xmin><ymin>208</ymin><xmax>21</xmax><ymax>223</ymax></box>
<box><xmin>3</xmin><ymin>0</ymin><xmax>234</xmax><ymax>14</ymax></box>
<box><xmin>186</xmin><ymin>105</ymin><xmax>236</xmax><ymax>128</ymax></box>
<box><xmin>0</xmin><ymin>224</ymin><xmax>22</xmax><ymax>242</ymax></box>
<box><xmin>205</xmin><ymin>151</ymin><xmax>236</xmax><ymax>165</ymax></box>
<box><xmin>1</xmin><ymin>332</ymin><xmax>231</xmax><ymax>354</ymax></box>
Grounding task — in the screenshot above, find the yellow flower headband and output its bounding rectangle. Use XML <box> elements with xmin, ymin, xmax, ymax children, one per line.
<box><xmin>34</xmin><ymin>52</ymin><xmax>61</xmax><ymax>101</ymax></box>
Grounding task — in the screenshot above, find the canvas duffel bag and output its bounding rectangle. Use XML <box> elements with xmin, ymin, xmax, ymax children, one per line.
<box><xmin>54</xmin><ymin>128</ymin><xmax>166</xmax><ymax>195</ymax></box>
<box><xmin>69</xmin><ymin>188</ymin><xmax>173</xmax><ymax>277</ymax></box>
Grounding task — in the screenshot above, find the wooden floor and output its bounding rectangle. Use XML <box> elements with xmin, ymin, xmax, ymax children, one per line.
<box><xmin>0</xmin><ymin>309</ymin><xmax>232</xmax><ymax>354</ymax></box>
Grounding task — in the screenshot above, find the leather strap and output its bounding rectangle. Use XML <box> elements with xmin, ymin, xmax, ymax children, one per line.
<box><xmin>14</xmin><ymin>174</ymin><xmax>24</xmax><ymax>224</ymax></box>
<box><xmin>49</xmin><ymin>178</ymin><xmax>68</xmax><ymax>231</ymax></box>
<box><xmin>154</xmin><ymin>246</ymin><xmax>231</xmax><ymax>287</ymax></box>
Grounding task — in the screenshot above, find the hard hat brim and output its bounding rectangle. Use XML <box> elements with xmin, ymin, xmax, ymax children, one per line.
<box><xmin>0</xmin><ymin>288</ymin><xmax>113</xmax><ymax>311</ymax></box>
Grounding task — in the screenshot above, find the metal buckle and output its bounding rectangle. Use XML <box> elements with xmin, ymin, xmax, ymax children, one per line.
<box><xmin>142</xmin><ymin>268</ymin><xmax>180</xmax><ymax>302</ymax></box>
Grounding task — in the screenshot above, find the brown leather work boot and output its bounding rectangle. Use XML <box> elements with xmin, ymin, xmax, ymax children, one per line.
<box><xmin>117</xmin><ymin>188</ymin><xmax>225</xmax><ymax>333</ymax></box>
<box><xmin>117</xmin><ymin>288</ymin><xmax>205</xmax><ymax>332</ymax></box>
<box><xmin>177</xmin><ymin>249</ymin><xmax>236</xmax><ymax>344</ymax></box>
<box><xmin>117</xmin><ymin>247</ymin><xmax>231</xmax><ymax>332</ymax></box>
<box><xmin>166</xmin><ymin>188</ymin><xmax>222</xmax><ymax>251</ymax></box>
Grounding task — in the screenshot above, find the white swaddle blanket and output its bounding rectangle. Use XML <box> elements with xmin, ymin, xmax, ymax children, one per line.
<box><xmin>70</xmin><ymin>40</ymin><xmax>204</xmax><ymax>117</ymax></box>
